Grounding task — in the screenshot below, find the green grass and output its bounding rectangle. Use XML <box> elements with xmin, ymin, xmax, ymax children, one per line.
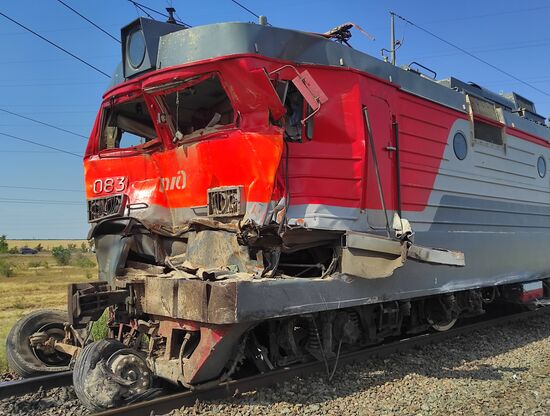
<box><xmin>0</xmin><ymin>252</ymin><xmax>98</xmax><ymax>372</ymax></box>
<box><xmin>91</xmin><ymin>309</ymin><xmax>109</xmax><ymax>341</ymax></box>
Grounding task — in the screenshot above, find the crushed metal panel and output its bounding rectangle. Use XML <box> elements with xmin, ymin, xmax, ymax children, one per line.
<box><xmin>144</xmin><ymin>278</ymin><xmax>178</xmax><ymax>317</ymax></box>
<box><xmin>342</xmin><ymin>231</ymin><xmax>406</xmax><ymax>279</ymax></box>
<box><xmin>207</xmin><ymin>281</ymin><xmax>238</xmax><ymax>324</ymax></box>
<box><xmin>342</xmin><ymin>248</ymin><xmax>406</xmax><ymax>279</ymax></box>
<box><xmin>186</xmin><ymin>230</ymin><xmax>254</xmax><ymax>272</ymax></box>
<box><xmin>407</xmin><ymin>244</ymin><xmax>465</xmax><ymax>267</ymax></box>
<box><xmin>346</xmin><ymin>231</ymin><xmax>402</xmax><ymax>255</ymax></box>
<box><xmin>249</xmin><ymin>68</ymin><xmax>286</xmax><ymax>120</ymax></box>
<box><xmin>144</xmin><ymin>277</ymin><xmax>210</xmax><ymax>320</ymax></box>
<box><xmin>176</xmin><ymin>279</ymin><xmax>209</xmax><ymax>321</ymax></box>
<box><xmin>68</xmin><ymin>281</ymin><xmax>128</xmax><ymax>327</ymax></box>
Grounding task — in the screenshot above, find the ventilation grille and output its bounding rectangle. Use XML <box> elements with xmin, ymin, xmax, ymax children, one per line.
<box><xmin>87</xmin><ymin>194</ymin><xmax>126</xmax><ymax>222</ymax></box>
<box><xmin>207</xmin><ymin>186</ymin><xmax>245</xmax><ymax>217</ymax></box>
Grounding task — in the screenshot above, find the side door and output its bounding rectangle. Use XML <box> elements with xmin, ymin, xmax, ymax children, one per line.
<box><xmin>363</xmin><ymin>93</ymin><xmax>398</xmax><ymax>231</ymax></box>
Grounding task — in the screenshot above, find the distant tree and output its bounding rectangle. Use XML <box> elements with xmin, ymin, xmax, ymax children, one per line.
<box><xmin>0</xmin><ymin>235</ymin><xmax>8</xmax><ymax>253</ymax></box>
<box><xmin>80</xmin><ymin>242</ymin><xmax>88</xmax><ymax>253</ymax></box>
<box><xmin>8</xmin><ymin>246</ymin><xmax>19</xmax><ymax>254</ymax></box>
<box><xmin>52</xmin><ymin>246</ymin><xmax>71</xmax><ymax>265</ymax></box>
<box><xmin>67</xmin><ymin>243</ymin><xmax>77</xmax><ymax>252</ymax></box>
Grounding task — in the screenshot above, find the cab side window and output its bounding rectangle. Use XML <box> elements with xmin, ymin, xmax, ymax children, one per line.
<box><xmin>100</xmin><ymin>99</ymin><xmax>157</xmax><ymax>150</ymax></box>
<box><xmin>275</xmin><ymin>81</ymin><xmax>313</xmax><ymax>142</ymax></box>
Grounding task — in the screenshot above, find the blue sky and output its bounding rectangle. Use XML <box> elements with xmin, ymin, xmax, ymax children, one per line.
<box><xmin>1</xmin><ymin>0</ymin><xmax>549</xmax><ymax>239</ymax></box>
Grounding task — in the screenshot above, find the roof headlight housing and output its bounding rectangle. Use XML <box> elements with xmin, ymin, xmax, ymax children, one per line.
<box><xmin>127</xmin><ymin>29</ymin><xmax>146</xmax><ymax>69</ymax></box>
<box><xmin>120</xmin><ymin>17</ymin><xmax>183</xmax><ymax>79</ymax></box>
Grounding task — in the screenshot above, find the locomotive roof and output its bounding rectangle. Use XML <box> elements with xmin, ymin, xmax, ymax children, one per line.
<box><xmin>110</xmin><ymin>20</ymin><xmax>550</xmax><ymax>142</ymax></box>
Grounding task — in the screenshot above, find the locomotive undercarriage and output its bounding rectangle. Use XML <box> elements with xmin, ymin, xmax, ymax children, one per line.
<box><xmin>9</xmin><ymin>219</ymin><xmax>550</xmax><ymax>411</ymax></box>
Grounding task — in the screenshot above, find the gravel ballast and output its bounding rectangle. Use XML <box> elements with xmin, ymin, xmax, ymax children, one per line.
<box><xmin>170</xmin><ymin>316</ymin><xmax>550</xmax><ymax>416</ymax></box>
<box><xmin>1</xmin><ymin>315</ymin><xmax>549</xmax><ymax>416</ymax></box>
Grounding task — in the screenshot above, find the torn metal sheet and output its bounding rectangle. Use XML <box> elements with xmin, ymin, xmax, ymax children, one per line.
<box><xmin>407</xmin><ymin>245</ymin><xmax>465</xmax><ymax>267</ymax></box>
<box><xmin>342</xmin><ymin>231</ymin><xmax>407</xmax><ymax>279</ymax></box>
<box><xmin>341</xmin><ymin>230</ymin><xmax>465</xmax><ymax>279</ymax></box>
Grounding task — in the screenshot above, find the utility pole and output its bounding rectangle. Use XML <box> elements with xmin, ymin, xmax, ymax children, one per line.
<box><xmin>390</xmin><ymin>12</ymin><xmax>396</xmax><ymax>65</ymax></box>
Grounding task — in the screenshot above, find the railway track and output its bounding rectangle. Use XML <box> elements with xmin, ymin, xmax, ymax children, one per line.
<box><xmin>1</xmin><ymin>306</ymin><xmax>548</xmax><ymax>416</ymax></box>
<box><xmin>0</xmin><ymin>371</ymin><xmax>72</xmax><ymax>399</ymax></box>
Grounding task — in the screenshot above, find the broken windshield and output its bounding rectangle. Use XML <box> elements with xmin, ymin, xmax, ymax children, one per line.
<box><xmin>99</xmin><ymin>98</ymin><xmax>157</xmax><ymax>151</ymax></box>
<box><xmin>158</xmin><ymin>73</ymin><xmax>234</xmax><ymax>141</ymax></box>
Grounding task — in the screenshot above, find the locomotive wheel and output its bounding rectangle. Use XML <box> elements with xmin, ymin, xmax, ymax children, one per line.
<box><xmin>73</xmin><ymin>339</ymin><xmax>156</xmax><ymax>411</ymax></box>
<box><xmin>430</xmin><ymin>317</ymin><xmax>458</xmax><ymax>332</ymax></box>
<box><xmin>6</xmin><ymin>309</ymin><xmax>71</xmax><ymax>378</ymax></box>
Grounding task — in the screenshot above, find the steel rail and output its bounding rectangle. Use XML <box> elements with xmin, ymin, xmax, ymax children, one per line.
<box><xmin>92</xmin><ymin>306</ymin><xmax>550</xmax><ymax>416</ymax></box>
<box><xmin>0</xmin><ymin>371</ymin><xmax>72</xmax><ymax>399</ymax></box>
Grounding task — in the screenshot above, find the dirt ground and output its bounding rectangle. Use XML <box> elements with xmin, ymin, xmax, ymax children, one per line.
<box><xmin>0</xmin><ymin>252</ymin><xmax>97</xmax><ymax>371</ymax></box>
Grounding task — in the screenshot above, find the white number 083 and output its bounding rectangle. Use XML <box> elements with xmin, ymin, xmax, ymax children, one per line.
<box><xmin>93</xmin><ymin>177</ymin><xmax>127</xmax><ymax>194</ymax></box>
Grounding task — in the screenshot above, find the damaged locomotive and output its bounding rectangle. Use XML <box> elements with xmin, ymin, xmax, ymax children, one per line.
<box><xmin>6</xmin><ymin>15</ymin><xmax>550</xmax><ymax>411</ymax></box>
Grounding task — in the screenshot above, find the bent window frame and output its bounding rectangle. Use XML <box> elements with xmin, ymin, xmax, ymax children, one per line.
<box><xmin>98</xmin><ymin>95</ymin><xmax>160</xmax><ymax>153</ymax></box>
<box><xmin>150</xmin><ymin>72</ymin><xmax>236</xmax><ymax>144</ymax></box>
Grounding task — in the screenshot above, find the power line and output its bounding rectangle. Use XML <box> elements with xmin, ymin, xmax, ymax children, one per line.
<box><xmin>392</xmin><ymin>12</ymin><xmax>550</xmax><ymax>99</ymax></box>
<box><xmin>0</xmin><ymin>11</ymin><xmax>111</xmax><ymax>78</ymax></box>
<box><xmin>56</xmin><ymin>0</ymin><xmax>120</xmax><ymax>43</ymax></box>
<box><xmin>417</xmin><ymin>39</ymin><xmax>550</xmax><ymax>61</ymax></box>
<box><xmin>0</xmin><ymin>150</ymin><xmax>60</xmax><ymax>153</ymax></box>
<box><xmin>0</xmin><ymin>185</ymin><xmax>84</xmax><ymax>193</ymax></box>
<box><xmin>0</xmin><ymin>131</ymin><xmax>83</xmax><ymax>157</ymax></box>
<box><xmin>0</xmin><ymin>198</ymin><xmax>83</xmax><ymax>205</ymax></box>
<box><xmin>130</xmin><ymin>1</ymin><xmax>154</xmax><ymax>19</ymax></box>
<box><xmin>420</xmin><ymin>6</ymin><xmax>550</xmax><ymax>26</ymax></box>
<box><xmin>0</xmin><ymin>81</ymin><xmax>104</xmax><ymax>87</ymax></box>
<box><xmin>127</xmin><ymin>1</ymin><xmax>192</xmax><ymax>28</ymax></box>
<box><xmin>229</xmin><ymin>0</ymin><xmax>260</xmax><ymax>19</ymax></box>
<box><xmin>0</xmin><ymin>108</ymin><xmax>88</xmax><ymax>139</ymax></box>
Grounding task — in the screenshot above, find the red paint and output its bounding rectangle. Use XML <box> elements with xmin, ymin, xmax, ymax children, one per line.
<box><xmin>519</xmin><ymin>288</ymin><xmax>543</xmax><ymax>302</ymax></box>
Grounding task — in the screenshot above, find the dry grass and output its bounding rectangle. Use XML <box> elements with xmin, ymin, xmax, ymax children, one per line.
<box><xmin>7</xmin><ymin>239</ymin><xmax>89</xmax><ymax>251</ymax></box>
<box><xmin>0</xmin><ymin>253</ymin><xmax>97</xmax><ymax>372</ymax></box>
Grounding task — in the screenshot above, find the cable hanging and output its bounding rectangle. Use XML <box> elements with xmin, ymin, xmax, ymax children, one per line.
<box><xmin>56</xmin><ymin>0</ymin><xmax>120</xmax><ymax>43</ymax></box>
<box><xmin>0</xmin><ymin>108</ymin><xmax>87</xmax><ymax>139</ymax></box>
<box><xmin>0</xmin><ymin>11</ymin><xmax>111</xmax><ymax>78</ymax></box>
<box><xmin>0</xmin><ymin>185</ymin><xmax>84</xmax><ymax>193</ymax></box>
<box><xmin>0</xmin><ymin>131</ymin><xmax>83</xmax><ymax>157</ymax></box>
<box><xmin>230</xmin><ymin>0</ymin><xmax>260</xmax><ymax>19</ymax></box>
<box><xmin>127</xmin><ymin>0</ymin><xmax>192</xmax><ymax>28</ymax></box>
<box><xmin>392</xmin><ymin>12</ymin><xmax>550</xmax><ymax>99</ymax></box>
<box><xmin>0</xmin><ymin>198</ymin><xmax>84</xmax><ymax>205</ymax></box>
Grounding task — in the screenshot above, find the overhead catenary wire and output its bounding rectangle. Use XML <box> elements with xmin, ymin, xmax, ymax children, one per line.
<box><xmin>0</xmin><ymin>108</ymin><xmax>88</xmax><ymax>139</ymax></box>
<box><xmin>127</xmin><ymin>0</ymin><xmax>192</xmax><ymax>27</ymax></box>
<box><xmin>0</xmin><ymin>80</ymin><xmax>104</xmax><ymax>87</ymax></box>
<box><xmin>0</xmin><ymin>185</ymin><xmax>84</xmax><ymax>193</ymax></box>
<box><xmin>420</xmin><ymin>5</ymin><xmax>550</xmax><ymax>26</ymax></box>
<box><xmin>0</xmin><ymin>150</ymin><xmax>61</xmax><ymax>153</ymax></box>
<box><xmin>0</xmin><ymin>131</ymin><xmax>83</xmax><ymax>157</ymax></box>
<box><xmin>392</xmin><ymin>12</ymin><xmax>550</xmax><ymax>99</ymax></box>
<box><xmin>0</xmin><ymin>198</ymin><xmax>84</xmax><ymax>205</ymax></box>
<box><xmin>0</xmin><ymin>11</ymin><xmax>111</xmax><ymax>78</ymax></box>
<box><xmin>131</xmin><ymin>1</ymin><xmax>154</xmax><ymax>19</ymax></box>
<box><xmin>229</xmin><ymin>0</ymin><xmax>260</xmax><ymax>19</ymax></box>
<box><xmin>56</xmin><ymin>0</ymin><xmax>120</xmax><ymax>43</ymax></box>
